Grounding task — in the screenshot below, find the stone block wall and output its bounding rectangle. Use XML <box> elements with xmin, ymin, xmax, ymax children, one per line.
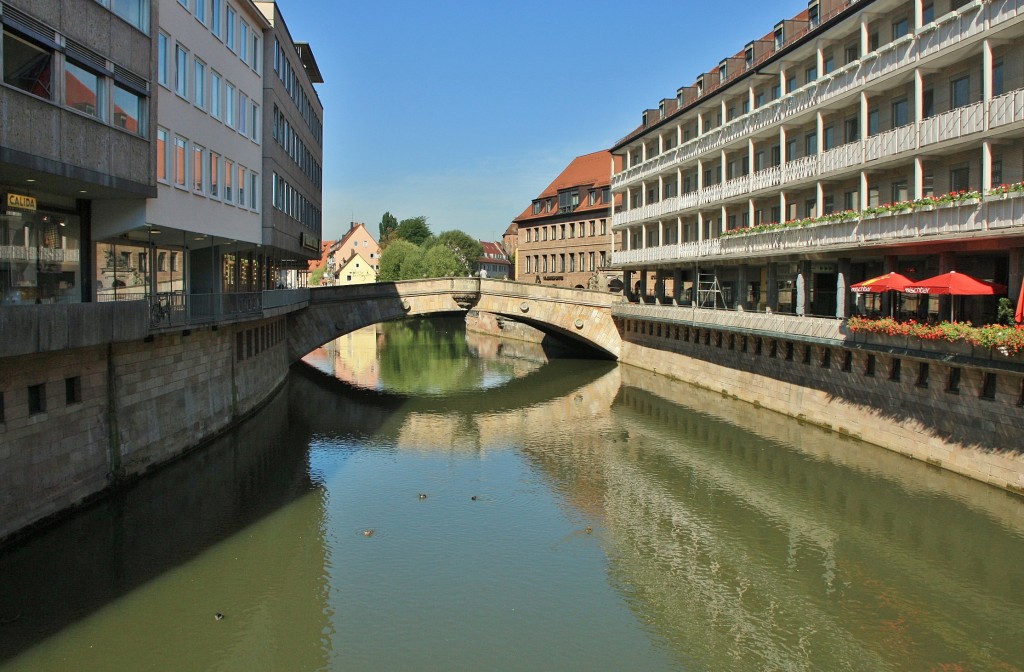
<box><xmin>0</xmin><ymin>317</ymin><xmax>290</xmax><ymax>543</ymax></box>
<box><xmin>618</xmin><ymin>317</ymin><xmax>1024</xmax><ymax>494</ymax></box>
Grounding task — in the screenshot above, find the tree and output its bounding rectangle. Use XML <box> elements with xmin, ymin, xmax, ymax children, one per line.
<box><xmin>434</xmin><ymin>230</ymin><xmax>483</xmax><ymax>276</ymax></box>
<box><xmin>422</xmin><ymin>244</ymin><xmax>462</xmax><ymax>278</ymax></box>
<box><xmin>378</xmin><ymin>239</ymin><xmax>424</xmax><ymax>281</ymax></box>
<box><xmin>396</xmin><ymin>216</ymin><xmax>432</xmax><ymax>246</ymax></box>
<box><xmin>379</xmin><ymin>212</ymin><xmax>398</xmax><ymax>248</ymax></box>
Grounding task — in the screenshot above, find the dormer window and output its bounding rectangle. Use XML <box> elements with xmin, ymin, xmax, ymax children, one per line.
<box><xmin>745</xmin><ymin>45</ymin><xmax>754</xmax><ymax>68</ymax></box>
<box><xmin>808</xmin><ymin>1</ymin><xmax>820</xmax><ymax>28</ymax></box>
<box><xmin>659</xmin><ymin>101</ymin><xmax>666</xmax><ymax>118</ymax></box>
<box><xmin>774</xmin><ymin>25</ymin><xmax>784</xmax><ymax>49</ymax></box>
<box><xmin>532</xmin><ymin>201</ymin><xmax>542</xmax><ymax>215</ymax></box>
<box><xmin>719</xmin><ymin>62</ymin><xmax>728</xmax><ymax>81</ymax></box>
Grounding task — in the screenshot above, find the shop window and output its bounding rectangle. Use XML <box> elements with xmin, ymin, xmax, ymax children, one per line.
<box><xmin>28</xmin><ymin>384</ymin><xmax>46</xmax><ymax>415</ymax></box>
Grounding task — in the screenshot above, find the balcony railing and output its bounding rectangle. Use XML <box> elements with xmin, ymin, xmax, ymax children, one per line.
<box><xmin>919</xmin><ymin>101</ymin><xmax>985</xmax><ymax>146</ymax></box>
<box><xmin>821</xmin><ymin>140</ymin><xmax>863</xmax><ymax>172</ymax></box>
<box><xmin>750</xmin><ymin>165</ymin><xmax>782</xmax><ymax>192</ymax></box>
<box><xmin>989</xmin><ymin>88</ymin><xmax>1024</xmax><ymax>129</ymax></box>
<box><xmin>612</xmin><ymin>195</ymin><xmax>1024</xmax><ymax>266</ymax></box>
<box><xmin>782</xmin><ymin>155</ymin><xmax>818</xmax><ymax>183</ymax></box>
<box><xmin>612</xmin><ymin>0</ymin><xmax>1002</xmax><ymax>193</ymax></box>
<box><xmin>863</xmin><ymin>125</ymin><xmax>916</xmax><ymax>162</ymax></box>
<box><xmin>722</xmin><ymin>175</ymin><xmax>750</xmax><ymax>200</ymax></box>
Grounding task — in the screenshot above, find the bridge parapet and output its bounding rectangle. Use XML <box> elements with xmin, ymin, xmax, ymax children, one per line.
<box><xmin>289</xmin><ymin>279</ymin><xmax>623</xmax><ymax>361</ymax></box>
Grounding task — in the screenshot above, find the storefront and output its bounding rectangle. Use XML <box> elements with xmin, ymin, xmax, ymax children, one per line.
<box><xmin>0</xmin><ymin>193</ymin><xmax>82</xmax><ymax>304</ymax></box>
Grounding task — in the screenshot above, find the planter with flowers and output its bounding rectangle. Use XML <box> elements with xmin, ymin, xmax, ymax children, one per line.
<box><xmin>845</xmin><ymin>316</ymin><xmax>1024</xmax><ymax>361</ymax></box>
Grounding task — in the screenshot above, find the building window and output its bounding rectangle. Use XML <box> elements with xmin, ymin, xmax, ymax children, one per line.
<box><xmin>239</xmin><ymin>22</ymin><xmax>249</xmax><ymax>62</ymax></box>
<box><xmin>3</xmin><ymin>29</ymin><xmax>54</xmax><ymax>100</ymax></box>
<box><xmin>923</xmin><ymin>3</ymin><xmax>935</xmax><ymax>23</ymax></box>
<box><xmin>211</xmin><ymin>0</ymin><xmax>222</xmax><ymax>38</ymax></box>
<box><xmin>889</xmin><ymin>358</ymin><xmax>901</xmax><ymax>382</ymax></box>
<box><xmin>210</xmin><ymin>71</ymin><xmax>222</xmax><ymax>119</ymax></box>
<box><xmin>250</xmin><ymin>102</ymin><xmax>260</xmax><ymax>142</ymax></box>
<box><xmin>174</xmin><ymin>136</ymin><xmax>188</xmax><ymax>187</ymax></box>
<box><xmin>892</xmin><ymin>98</ymin><xmax>909</xmax><ymax>127</ymax></box>
<box><xmin>805</xmin><ymin>65</ymin><xmax>817</xmax><ymax>84</ymax></box>
<box><xmin>113</xmin><ymin>83</ymin><xmax>145</xmax><ymax>135</ymax></box>
<box><xmin>892</xmin><ymin>17</ymin><xmax>908</xmax><ymax>40</ymax></box>
<box><xmin>65</xmin><ymin>376</ymin><xmax>82</xmax><ymax>404</ymax></box>
<box><xmin>844</xmin><ymin>117</ymin><xmax>859</xmax><ymax>143</ymax></box>
<box><xmin>951</xmin><ymin>76</ymin><xmax>970</xmax><ymax>108</ymax></box>
<box><xmin>251</xmin><ymin>34</ymin><xmax>260</xmax><ymax>72</ymax></box>
<box><xmin>249</xmin><ymin>172</ymin><xmax>259</xmax><ymax>209</ymax></box>
<box><xmin>226</xmin><ymin>6</ymin><xmax>236</xmax><ymax>51</ymax></box>
<box><xmin>238</xmin><ymin>165</ymin><xmax>247</xmax><ymax>205</ymax></box>
<box><xmin>65</xmin><ymin>60</ymin><xmax>104</xmax><ymax>119</ymax></box>
<box><xmin>225</xmin><ymin>82</ymin><xmax>236</xmax><ymax>127</ymax></box>
<box><xmin>193</xmin><ymin>144</ymin><xmax>205</xmax><ymax>193</ymax></box>
<box><xmin>193</xmin><ymin>59</ymin><xmax>206</xmax><ymax>109</ymax></box>
<box><xmin>865</xmin><ymin>354</ymin><xmax>876</xmax><ymax>377</ymax></box>
<box><xmin>993</xmin><ymin>61</ymin><xmax>1004</xmax><ymax>97</ymax></box>
<box><xmin>224</xmin><ymin>159</ymin><xmax>234</xmax><ymax>202</ymax></box>
<box><xmin>157</xmin><ymin>33</ymin><xmax>169</xmax><ymax>87</ymax></box>
<box><xmin>950</xmin><ymin>166</ymin><xmax>970</xmax><ymax>192</ymax></box>
<box><xmin>238</xmin><ymin>93</ymin><xmax>249</xmax><ymax>136</ymax></box>
<box><xmin>917</xmin><ymin>362</ymin><xmax>930</xmax><ymax>387</ymax></box>
<box><xmin>157</xmin><ymin>128</ymin><xmax>169</xmax><ymax>183</ymax></box>
<box><xmin>209</xmin><ymin>151</ymin><xmax>220</xmax><ymax>197</ymax></box>
<box><xmin>28</xmin><ymin>383</ymin><xmax>46</xmax><ymax>415</ymax></box>
<box><xmin>981</xmin><ymin>372</ymin><xmax>997</xmax><ymax>400</ymax></box>
<box><xmin>174</xmin><ymin>44</ymin><xmax>188</xmax><ymax>97</ymax></box>
<box><xmin>947</xmin><ymin>367</ymin><xmax>961</xmax><ymax>393</ymax></box>
<box><xmin>194</xmin><ymin>0</ymin><xmax>206</xmax><ymax>24</ymax></box>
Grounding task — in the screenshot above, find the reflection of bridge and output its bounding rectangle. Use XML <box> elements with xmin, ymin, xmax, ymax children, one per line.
<box><xmin>287</xmin><ymin>279</ymin><xmax>622</xmax><ymax>362</ymax></box>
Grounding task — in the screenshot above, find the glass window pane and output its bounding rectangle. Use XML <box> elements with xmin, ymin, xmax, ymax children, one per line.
<box><xmin>65</xmin><ymin>61</ymin><xmax>103</xmax><ymax>119</ymax></box>
<box><xmin>3</xmin><ymin>31</ymin><xmax>53</xmax><ymax>99</ymax></box>
<box><xmin>113</xmin><ymin>84</ymin><xmax>144</xmax><ymax>135</ymax></box>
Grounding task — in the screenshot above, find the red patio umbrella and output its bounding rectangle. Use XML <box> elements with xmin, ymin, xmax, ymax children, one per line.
<box><xmin>1015</xmin><ymin>276</ymin><xmax>1024</xmax><ymax>324</ymax></box>
<box><xmin>849</xmin><ymin>272</ymin><xmax>915</xmax><ymax>293</ymax></box>
<box><xmin>904</xmin><ymin>271</ymin><xmax>1008</xmax><ymax>321</ymax></box>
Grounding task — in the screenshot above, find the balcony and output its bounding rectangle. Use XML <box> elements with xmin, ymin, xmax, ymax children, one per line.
<box><xmin>611</xmin><ymin>0</ymin><xmax>1002</xmax><ymax>194</ymax></box>
<box><xmin>919</xmin><ymin>101</ymin><xmax>984</xmax><ymax>147</ymax></box>
<box><xmin>781</xmin><ymin>155</ymin><xmax>818</xmax><ymax>183</ymax></box>
<box><xmin>989</xmin><ymin>89</ymin><xmax>1024</xmax><ymax>130</ymax></box>
<box><xmin>612</xmin><ymin>195</ymin><xmax>1024</xmax><ymax>266</ymax></box>
<box><xmin>821</xmin><ymin>140</ymin><xmax>863</xmax><ymax>172</ymax></box>
<box><xmin>916</xmin><ymin>1</ymin><xmax>985</xmax><ymax>60</ymax></box>
<box><xmin>863</xmin><ymin>125</ymin><xmax>915</xmax><ymax>162</ymax></box>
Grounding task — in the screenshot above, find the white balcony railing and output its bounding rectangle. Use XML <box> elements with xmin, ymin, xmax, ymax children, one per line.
<box><xmin>863</xmin><ymin>125</ymin><xmax>916</xmax><ymax>162</ymax></box>
<box><xmin>699</xmin><ymin>183</ymin><xmax>723</xmax><ymax>205</ymax></box>
<box><xmin>919</xmin><ymin>101</ymin><xmax>985</xmax><ymax>147</ymax></box>
<box><xmin>990</xmin><ymin>0</ymin><xmax>1024</xmax><ymax>26</ymax></box>
<box><xmin>860</xmin><ymin>34</ymin><xmax>916</xmax><ymax>85</ymax></box>
<box><xmin>750</xmin><ymin>165</ymin><xmax>782</xmax><ymax>192</ymax></box>
<box><xmin>722</xmin><ymin>175</ymin><xmax>750</xmax><ymax>200</ymax></box>
<box><xmin>821</xmin><ymin>141</ymin><xmax>863</xmax><ymax>172</ymax></box>
<box><xmin>782</xmin><ymin>155</ymin><xmax>818</xmax><ymax>183</ymax></box>
<box><xmin>917</xmin><ymin>1</ymin><xmax>985</xmax><ymax>60</ymax></box>
<box><xmin>611</xmin><ymin>0</ymin><xmax>1005</xmax><ymax>195</ymax></box>
<box><xmin>989</xmin><ymin>89</ymin><xmax>1024</xmax><ymax>129</ymax></box>
<box><xmin>611</xmin><ymin>196</ymin><xmax>1024</xmax><ymax>267</ymax></box>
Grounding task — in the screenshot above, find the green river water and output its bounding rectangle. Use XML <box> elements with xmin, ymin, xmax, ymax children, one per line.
<box><xmin>0</xmin><ymin>317</ymin><xmax>1022</xmax><ymax>671</ymax></box>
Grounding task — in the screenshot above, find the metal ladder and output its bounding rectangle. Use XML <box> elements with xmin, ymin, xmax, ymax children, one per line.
<box><xmin>696</xmin><ymin>273</ymin><xmax>727</xmax><ymax>309</ymax></box>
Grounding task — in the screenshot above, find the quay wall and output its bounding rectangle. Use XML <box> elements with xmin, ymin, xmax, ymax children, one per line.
<box><xmin>465</xmin><ymin>311</ymin><xmax>547</xmax><ymax>344</ymax></box>
<box><xmin>616</xmin><ymin>316</ymin><xmax>1024</xmax><ymax>495</ymax></box>
<box><xmin>0</xmin><ymin>317</ymin><xmax>290</xmax><ymax>543</ymax></box>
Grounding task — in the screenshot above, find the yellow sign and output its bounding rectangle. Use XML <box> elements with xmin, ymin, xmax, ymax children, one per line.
<box><xmin>6</xmin><ymin>193</ymin><xmax>37</xmax><ymax>211</ymax></box>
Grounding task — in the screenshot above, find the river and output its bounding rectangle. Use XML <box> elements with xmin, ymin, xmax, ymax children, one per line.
<box><xmin>1</xmin><ymin>317</ymin><xmax>1022</xmax><ymax>671</ymax></box>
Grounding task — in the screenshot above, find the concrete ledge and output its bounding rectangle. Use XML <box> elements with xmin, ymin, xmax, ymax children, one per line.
<box><xmin>0</xmin><ymin>302</ymin><xmax>149</xmax><ymax>358</ymax></box>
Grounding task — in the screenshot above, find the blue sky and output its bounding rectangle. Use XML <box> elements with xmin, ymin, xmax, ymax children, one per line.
<box><xmin>278</xmin><ymin>0</ymin><xmax>789</xmax><ymax>243</ymax></box>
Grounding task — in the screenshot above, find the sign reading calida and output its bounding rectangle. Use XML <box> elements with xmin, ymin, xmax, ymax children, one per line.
<box><xmin>6</xmin><ymin>193</ymin><xmax>37</xmax><ymax>211</ymax></box>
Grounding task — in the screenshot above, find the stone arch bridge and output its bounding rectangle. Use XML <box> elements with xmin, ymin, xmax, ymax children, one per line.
<box><xmin>286</xmin><ymin>278</ymin><xmax>622</xmax><ymax>362</ymax></box>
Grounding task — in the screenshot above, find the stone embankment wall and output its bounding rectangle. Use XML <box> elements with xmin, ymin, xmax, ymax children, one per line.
<box><xmin>465</xmin><ymin>311</ymin><xmax>547</xmax><ymax>344</ymax></box>
<box><xmin>617</xmin><ymin>317</ymin><xmax>1024</xmax><ymax>495</ymax></box>
<box><xmin>0</xmin><ymin>317</ymin><xmax>289</xmax><ymax>543</ymax></box>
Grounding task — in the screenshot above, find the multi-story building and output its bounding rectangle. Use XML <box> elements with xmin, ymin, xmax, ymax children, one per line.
<box><xmin>331</xmin><ymin>222</ymin><xmax>380</xmax><ymax>274</ymax></box>
<box><xmin>513</xmin><ymin>150</ymin><xmax>622</xmax><ymax>290</ymax></box>
<box><xmin>256</xmin><ymin>1</ymin><xmax>323</xmax><ymax>275</ymax></box>
<box><xmin>477</xmin><ymin>240</ymin><xmax>511</xmax><ymax>278</ymax></box>
<box><xmin>1</xmin><ymin>0</ymin><xmax>155</xmax><ymax>304</ymax></box>
<box><xmin>611</xmin><ymin>0</ymin><xmax>1024</xmax><ymax>324</ymax></box>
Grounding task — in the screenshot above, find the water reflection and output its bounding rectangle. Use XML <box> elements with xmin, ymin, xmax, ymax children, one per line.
<box><xmin>1</xmin><ymin>319</ymin><xmax>1022</xmax><ymax>671</ymax></box>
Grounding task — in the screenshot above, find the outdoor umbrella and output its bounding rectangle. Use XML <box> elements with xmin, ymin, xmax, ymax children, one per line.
<box><xmin>904</xmin><ymin>271</ymin><xmax>1008</xmax><ymax>321</ymax></box>
<box><xmin>1016</xmin><ymin>276</ymin><xmax>1024</xmax><ymax>325</ymax></box>
<box><xmin>849</xmin><ymin>272</ymin><xmax>914</xmax><ymax>293</ymax></box>
<box><xmin>850</xmin><ymin>272</ymin><xmax>915</xmax><ymax>317</ymax></box>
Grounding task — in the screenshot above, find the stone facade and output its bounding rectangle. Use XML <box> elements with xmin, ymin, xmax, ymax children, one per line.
<box><xmin>0</xmin><ymin>316</ymin><xmax>290</xmax><ymax>543</ymax></box>
<box><xmin>617</xmin><ymin>315</ymin><xmax>1024</xmax><ymax>495</ymax></box>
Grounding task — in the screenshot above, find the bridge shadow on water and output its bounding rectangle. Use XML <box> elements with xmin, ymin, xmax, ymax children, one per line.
<box><xmin>0</xmin><ymin>384</ymin><xmax>322</xmax><ymax>665</ymax></box>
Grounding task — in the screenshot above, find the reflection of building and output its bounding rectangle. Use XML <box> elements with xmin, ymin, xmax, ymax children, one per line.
<box><xmin>86</xmin><ymin>0</ymin><xmax>323</xmax><ymax>302</ymax></box>
<box><xmin>513</xmin><ymin>150</ymin><xmax>623</xmax><ymax>290</ymax></box>
<box><xmin>1</xmin><ymin>1</ymin><xmax>154</xmax><ymax>304</ymax></box>
<box><xmin>477</xmin><ymin>240</ymin><xmax>510</xmax><ymax>279</ymax></box>
<box><xmin>610</xmin><ymin>0</ymin><xmax>1024</xmax><ymax>321</ymax></box>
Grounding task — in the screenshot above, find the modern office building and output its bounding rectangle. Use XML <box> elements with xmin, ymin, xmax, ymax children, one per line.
<box><xmin>610</xmin><ymin>0</ymin><xmax>1024</xmax><ymax>323</ymax></box>
<box><xmin>513</xmin><ymin>150</ymin><xmax>623</xmax><ymax>290</ymax></box>
<box><xmin>256</xmin><ymin>0</ymin><xmax>323</xmax><ymax>275</ymax></box>
<box><xmin>1</xmin><ymin>0</ymin><xmax>155</xmax><ymax>304</ymax></box>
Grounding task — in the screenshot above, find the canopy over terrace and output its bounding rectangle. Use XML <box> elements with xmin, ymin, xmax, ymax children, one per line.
<box><xmin>905</xmin><ymin>271</ymin><xmax>1008</xmax><ymax>321</ymax></box>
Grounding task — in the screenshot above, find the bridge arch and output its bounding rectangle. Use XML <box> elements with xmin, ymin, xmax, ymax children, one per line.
<box><xmin>286</xmin><ymin>278</ymin><xmax>622</xmax><ymax>362</ymax></box>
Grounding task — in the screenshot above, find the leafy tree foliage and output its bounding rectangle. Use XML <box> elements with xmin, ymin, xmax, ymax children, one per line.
<box><xmin>379</xmin><ymin>212</ymin><xmax>398</xmax><ymax>249</ymax></box>
<box><xmin>378</xmin><ymin>239</ymin><xmax>424</xmax><ymax>281</ymax></box>
<box><xmin>422</xmin><ymin>244</ymin><xmax>462</xmax><ymax>278</ymax></box>
<box><xmin>434</xmin><ymin>230</ymin><xmax>483</xmax><ymax>275</ymax></box>
<box><xmin>396</xmin><ymin>216</ymin><xmax>432</xmax><ymax>246</ymax></box>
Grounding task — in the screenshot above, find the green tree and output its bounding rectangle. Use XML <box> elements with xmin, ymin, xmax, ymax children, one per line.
<box><xmin>309</xmin><ymin>265</ymin><xmax>326</xmax><ymax>286</ymax></box>
<box><xmin>422</xmin><ymin>244</ymin><xmax>462</xmax><ymax>277</ymax></box>
<box><xmin>396</xmin><ymin>216</ymin><xmax>432</xmax><ymax>246</ymax></box>
<box><xmin>434</xmin><ymin>230</ymin><xmax>483</xmax><ymax>276</ymax></box>
<box><xmin>378</xmin><ymin>239</ymin><xmax>425</xmax><ymax>281</ymax></box>
<box><xmin>379</xmin><ymin>212</ymin><xmax>398</xmax><ymax>248</ymax></box>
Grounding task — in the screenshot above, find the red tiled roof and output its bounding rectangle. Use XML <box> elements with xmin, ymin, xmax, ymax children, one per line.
<box><xmin>512</xmin><ymin>150</ymin><xmax>620</xmax><ymax>224</ymax></box>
